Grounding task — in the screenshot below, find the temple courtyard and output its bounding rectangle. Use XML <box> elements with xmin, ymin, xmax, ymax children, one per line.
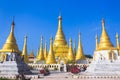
<box><xmin>36</xmin><ymin>71</ymin><xmax>120</xmax><ymax>80</ymax></box>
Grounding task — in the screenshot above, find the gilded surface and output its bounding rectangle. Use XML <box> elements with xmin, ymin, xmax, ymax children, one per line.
<box><xmin>36</xmin><ymin>36</ymin><xmax>45</xmax><ymax>61</ymax></box>
<box><xmin>53</xmin><ymin>15</ymin><xmax>69</xmax><ymax>61</ymax></box>
<box><xmin>22</xmin><ymin>36</ymin><xmax>29</xmax><ymax>63</ymax></box>
<box><xmin>46</xmin><ymin>37</ymin><xmax>56</xmax><ymax>64</ymax></box>
<box><xmin>0</xmin><ymin>21</ymin><xmax>21</xmax><ymax>53</ymax></box>
<box><xmin>68</xmin><ymin>38</ymin><xmax>74</xmax><ymax>61</ymax></box>
<box><xmin>76</xmin><ymin>33</ymin><xmax>86</xmax><ymax>61</ymax></box>
<box><xmin>98</xmin><ymin>19</ymin><xmax>114</xmax><ymax>50</ymax></box>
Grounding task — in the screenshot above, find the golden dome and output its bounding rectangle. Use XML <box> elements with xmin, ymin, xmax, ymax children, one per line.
<box><xmin>0</xmin><ymin>21</ymin><xmax>20</xmax><ymax>53</ymax></box>
<box><xmin>76</xmin><ymin>33</ymin><xmax>86</xmax><ymax>61</ymax></box>
<box><xmin>98</xmin><ymin>19</ymin><xmax>114</xmax><ymax>50</ymax></box>
<box><xmin>53</xmin><ymin>15</ymin><xmax>67</xmax><ymax>46</ymax></box>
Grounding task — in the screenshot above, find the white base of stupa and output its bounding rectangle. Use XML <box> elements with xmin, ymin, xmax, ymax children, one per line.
<box><xmin>0</xmin><ymin>61</ymin><xmax>31</xmax><ymax>75</ymax></box>
<box><xmin>86</xmin><ymin>59</ymin><xmax>120</xmax><ymax>75</ymax></box>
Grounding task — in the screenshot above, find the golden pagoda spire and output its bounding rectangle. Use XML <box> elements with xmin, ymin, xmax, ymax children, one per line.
<box><xmin>36</xmin><ymin>48</ymin><xmax>39</xmax><ymax>58</ymax></box>
<box><xmin>76</xmin><ymin>33</ymin><xmax>86</xmax><ymax>61</ymax></box>
<box><xmin>116</xmin><ymin>33</ymin><xmax>120</xmax><ymax>49</ymax></box>
<box><xmin>46</xmin><ymin>37</ymin><xmax>56</xmax><ymax>64</ymax></box>
<box><xmin>95</xmin><ymin>34</ymin><xmax>99</xmax><ymax>50</ymax></box>
<box><xmin>29</xmin><ymin>50</ymin><xmax>34</xmax><ymax>58</ymax></box>
<box><xmin>98</xmin><ymin>18</ymin><xmax>113</xmax><ymax>49</ymax></box>
<box><xmin>0</xmin><ymin>19</ymin><xmax>20</xmax><ymax>53</ymax></box>
<box><xmin>53</xmin><ymin>14</ymin><xmax>67</xmax><ymax>46</ymax></box>
<box><xmin>73</xmin><ymin>41</ymin><xmax>76</xmax><ymax>57</ymax></box>
<box><xmin>44</xmin><ymin>42</ymin><xmax>48</xmax><ymax>60</ymax></box>
<box><xmin>68</xmin><ymin>38</ymin><xmax>74</xmax><ymax>61</ymax></box>
<box><xmin>37</xmin><ymin>36</ymin><xmax>45</xmax><ymax>61</ymax></box>
<box><xmin>22</xmin><ymin>35</ymin><xmax>29</xmax><ymax>63</ymax></box>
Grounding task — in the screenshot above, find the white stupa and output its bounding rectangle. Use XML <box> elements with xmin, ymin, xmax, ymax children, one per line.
<box><xmin>86</xmin><ymin>19</ymin><xmax>120</xmax><ymax>75</ymax></box>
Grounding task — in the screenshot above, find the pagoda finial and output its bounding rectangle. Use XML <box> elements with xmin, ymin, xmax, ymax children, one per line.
<box><xmin>58</xmin><ymin>12</ymin><xmax>62</xmax><ymax>20</ymax></box>
<box><xmin>11</xmin><ymin>16</ymin><xmax>15</xmax><ymax>33</ymax></box>
<box><xmin>73</xmin><ymin>41</ymin><xmax>76</xmax><ymax>57</ymax></box>
<box><xmin>37</xmin><ymin>36</ymin><xmax>45</xmax><ymax>61</ymax></box>
<box><xmin>46</xmin><ymin>37</ymin><xmax>56</xmax><ymax>64</ymax></box>
<box><xmin>76</xmin><ymin>33</ymin><xmax>86</xmax><ymax>61</ymax></box>
<box><xmin>36</xmin><ymin>48</ymin><xmax>39</xmax><ymax>58</ymax></box>
<box><xmin>78</xmin><ymin>32</ymin><xmax>81</xmax><ymax>44</ymax></box>
<box><xmin>40</xmin><ymin>35</ymin><xmax>43</xmax><ymax>48</ymax></box>
<box><xmin>22</xmin><ymin>35</ymin><xmax>29</xmax><ymax>63</ymax></box>
<box><xmin>102</xmin><ymin>18</ymin><xmax>105</xmax><ymax>29</ymax></box>
<box><xmin>68</xmin><ymin>38</ymin><xmax>74</xmax><ymax>62</ymax></box>
<box><xmin>44</xmin><ymin>41</ymin><xmax>48</xmax><ymax>60</ymax></box>
<box><xmin>58</xmin><ymin>13</ymin><xmax>62</xmax><ymax>30</ymax></box>
<box><xmin>69</xmin><ymin>38</ymin><xmax>72</xmax><ymax>45</ymax></box>
<box><xmin>95</xmin><ymin>34</ymin><xmax>99</xmax><ymax>50</ymax></box>
<box><xmin>116</xmin><ymin>32</ymin><xmax>120</xmax><ymax>49</ymax></box>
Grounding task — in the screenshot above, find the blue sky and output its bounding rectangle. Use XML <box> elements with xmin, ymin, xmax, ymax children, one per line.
<box><xmin>0</xmin><ymin>0</ymin><xmax>120</xmax><ymax>56</ymax></box>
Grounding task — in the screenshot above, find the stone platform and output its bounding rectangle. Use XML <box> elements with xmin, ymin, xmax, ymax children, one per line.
<box><xmin>0</xmin><ymin>71</ymin><xmax>120</xmax><ymax>80</ymax></box>
<box><xmin>86</xmin><ymin>60</ymin><xmax>120</xmax><ymax>74</ymax></box>
<box><xmin>38</xmin><ymin>71</ymin><xmax>120</xmax><ymax>80</ymax></box>
<box><xmin>0</xmin><ymin>61</ymin><xmax>31</xmax><ymax>75</ymax></box>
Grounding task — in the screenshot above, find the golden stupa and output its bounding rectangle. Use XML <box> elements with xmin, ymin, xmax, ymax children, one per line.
<box><xmin>46</xmin><ymin>37</ymin><xmax>56</xmax><ymax>64</ymax></box>
<box><xmin>22</xmin><ymin>36</ymin><xmax>29</xmax><ymax>63</ymax></box>
<box><xmin>53</xmin><ymin>15</ymin><xmax>69</xmax><ymax>59</ymax></box>
<box><xmin>67</xmin><ymin>38</ymin><xmax>74</xmax><ymax>62</ymax></box>
<box><xmin>75</xmin><ymin>33</ymin><xmax>86</xmax><ymax>61</ymax></box>
<box><xmin>36</xmin><ymin>36</ymin><xmax>45</xmax><ymax>61</ymax></box>
<box><xmin>0</xmin><ymin>20</ymin><xmax>21</xmax><ymax>53</ymax></box>
<box><xmin>96</xmin><ymin>18</ymin><xmax>116</xmax><ymax>50</ymax></box>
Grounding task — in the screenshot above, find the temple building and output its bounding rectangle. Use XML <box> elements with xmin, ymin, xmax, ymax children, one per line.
<box><xmin>35</xmin><ymin>15</ymin><xmax>86</xmax><ymax>64</ymax></box>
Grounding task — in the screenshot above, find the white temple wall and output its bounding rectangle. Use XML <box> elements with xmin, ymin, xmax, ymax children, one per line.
<box><xmin>93</xmin><ymin>50</ymin><xmax>119</xmax><ymax>61</ymax></box>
